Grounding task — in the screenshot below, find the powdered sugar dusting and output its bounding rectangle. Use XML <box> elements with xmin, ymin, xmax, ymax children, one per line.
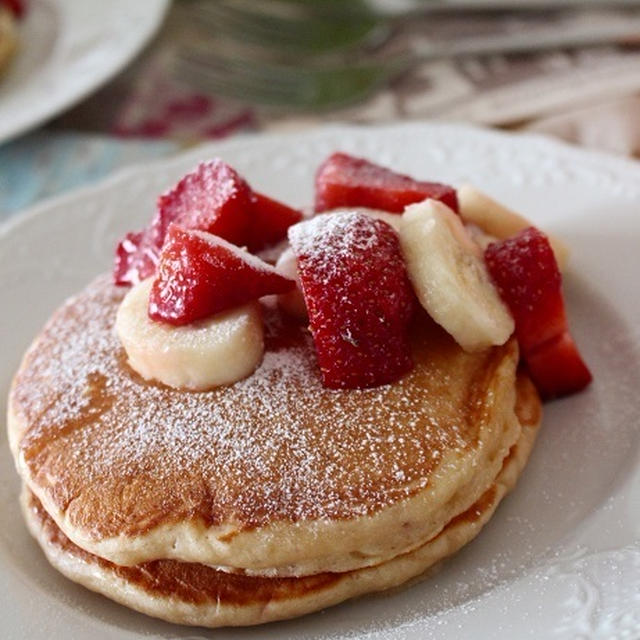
<box><xmin>12</xmin><ymin>275</ymin><xmax>500</xmax><ymax>537</ymax></box>
<box><xmin>288</xmin><ymin>212</ymin><xmax>384</xmax><ymax>278</ymax></box>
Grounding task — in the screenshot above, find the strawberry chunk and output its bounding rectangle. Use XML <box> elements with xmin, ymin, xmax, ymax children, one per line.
<box><xmin>113</xmin><ymin>228</ymin><xmax>162</xmax><ymax>286</ymax></box>
<box><xmin>114</xmin><ymin>159</ymin><xmax>302</xmax><ymax>285</ymax></box>
<box><xmin>526</xmin><ymin>331</ymin><xmax>592</xmax><ymax>399</ymax></box>
<box><xmin>314</xmin><ymin>152</ymin><xmax>458</xmax><ymax>214</ymax></box>
<box><xmin>485</xmin><ymin>227</ymin><xmax>592</xmax><ymax>399</ymax></box>
<box><xmin>289</xmin><ymin>212</ymin><xmax>414</xmax><ymax>389</ymax></box>
<box><xmin>2</xmin><ymin>0</ymin><xmax>25</xmax><ymax>18</ymax></box>
<box><xmin>114</xmin><ymin>159</ymin><xmax>253</xmax><ymax>285</ymax></box>
<box><xmin>148</xmin><ymin>225</ymin><xmax>295</xmax><ymax>326</ymax></box>
<box><xmin>485</xmin><ymin>227</ymin><xmax>566</xmax><ymax>353</ymax></box>
<box><xmin>247</xmin><ymin>192</ymin><xmax>303</xmax><ymax>252</ymax></box>
<box><xmin>156</xmin><ymin>160</ymin><xmax>253</xmax><ymax>247</ymax></box>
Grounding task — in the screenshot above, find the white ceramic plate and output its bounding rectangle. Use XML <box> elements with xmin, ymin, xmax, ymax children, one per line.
<box><xmin>1</xmin><ymin>123</ymin><xmax>639</xmax><ymax>639</ymax></box>
<box><xmin>0</xmin><ymin>0</ymin><xmax>169</xmax><ymax>144</ymax></box>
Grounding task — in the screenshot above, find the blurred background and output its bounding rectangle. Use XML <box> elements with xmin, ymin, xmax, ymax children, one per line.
<box><xmin>4</xmin><ymin>0</ymin><xmax>640</xmax><ymax>218</ymax></box>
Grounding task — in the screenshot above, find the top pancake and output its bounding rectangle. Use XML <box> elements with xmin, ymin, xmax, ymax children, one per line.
<box><xmin>8</xmin><ymin>275</ymin><xmax>522</xmax><ymax>575</ymax></box>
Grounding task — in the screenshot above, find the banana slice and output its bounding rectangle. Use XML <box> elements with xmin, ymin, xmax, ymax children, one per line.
<box><xmin>465</xmin><ymin>223</ymin><xmax>498</xmax><ymax>252</ymax></box>
<box><xmin>116</xmin><ymin>279</ymin><xmax>264</xmax><ymax>390</ymax></box>
<box><xmin>400</xmin><ymin>199</ymin><xmax>514</xmax><ymax>352</ymax></box>
<box><xmin>275</xmin><ymin>247</ymin><xmax>308</xmax><ymax>321</ymax></box>
<box><xmin>458</xmin><ymin>184</ymin><xmax>569</xmax><ymax>271</ymax></box>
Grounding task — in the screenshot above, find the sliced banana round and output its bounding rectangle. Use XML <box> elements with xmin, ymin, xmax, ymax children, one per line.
<box><xmin>465</xmin><ymin>222</ymin><xmax>498</xmax><ymax>252</ymax></box>
<box><xmin>116</xmin><ymin>279</ymin><xmax>264</xmax><ymax>391</ymax></box>
<box><xmin>400</xmin><ymin>199</ymin><xmax>514</xmax><ymax>352</ymax></box>
<box><xmin>458</xmin><ymin>184</ymin><xmax>569</xmax><ymax>271</ymax></box>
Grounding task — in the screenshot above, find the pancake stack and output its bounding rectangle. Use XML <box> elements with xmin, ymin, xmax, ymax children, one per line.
<box><xmin>7</xmin><ymin>274</ymin><xmax>541</xmax><ymax>627</ymax></box>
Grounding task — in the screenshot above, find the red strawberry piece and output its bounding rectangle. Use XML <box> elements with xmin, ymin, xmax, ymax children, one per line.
<box><xmin>247</xmin><ymin>192</ymin><xmax>303</xmax><ymax>252</ymax></box>
<box><xmin>314</xmin><ymin>152</ymin><xmax>458</xmax><ymax>214</ymax></box>
<box><xmin>485</xmin><ymin>227</ymin><xmax>566</xmax><ymax>353</ymax></box>
<box><xmin>114</xmin><ymin>159</ymin><xmax>253</xmax><ymax>286</ymax></box>
<box><xmin>289</xmin><ymin>211</ymin><xmax>414</xmax><ymax>389</ymax></box>
<box><xmin>485</xmin><ymin>227</ymin><xmax>592</xmax><ymax>399</ymax></box>
<box><xmin>525</xmin><ymin>331</ymin><xmax>592</xmax><ymax>400</ymax></box>
<box><xmin>148</xmin><ymin>225</ymin><xmax>295</xmax><ymax>326</ymax></box>
<box><xmin>2</xmin><ymin>0</ymin><xmax>25</xmax><ymax>18</ymax></box>
<box><xmin>113</xmin><ymin>228</ymin><xmax>162</xmax><ymax>286</ymax></box>
<box><xmin>113</xmin><ymin>159</ymin><xmax>302</xmax><ymax>285</ymax></box>
<box><xmin>156</xmin><ymin>159</ymin><xmax>253</xmax><ymax>247</ymax></box>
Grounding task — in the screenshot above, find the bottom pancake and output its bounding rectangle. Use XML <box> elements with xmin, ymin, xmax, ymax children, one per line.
<box><xmin>21</xmin><ymin>375</ymin><xmax>540</xmax><ymax>628</ymax></box>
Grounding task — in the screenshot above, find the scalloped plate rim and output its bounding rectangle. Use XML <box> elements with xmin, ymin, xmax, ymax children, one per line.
<box><xmin>1</xmin><ymin>122</ymin><xmax>639</xmax><ymax>639</ymax></box>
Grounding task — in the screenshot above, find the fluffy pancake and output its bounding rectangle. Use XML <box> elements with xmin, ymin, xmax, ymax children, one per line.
<box><xmin>21</xmin><ymin>373</ymin><xmax>540</xmax><ymax>627</ymax></box>
<box><xmin>10</xmin><ymin>274</ymin><xmax>523</xmax><ymax>575</ymax></box>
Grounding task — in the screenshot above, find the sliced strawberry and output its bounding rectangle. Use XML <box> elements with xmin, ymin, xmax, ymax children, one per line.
<box><xmin>247</xmin><ymin>192</ymin><xmax>303</xmax><ymax>252</ymax></box>
<box><xmin>485</xmin><ymin>227</ymin><xmax>592</xmax><ymax>399</ymax></box>
<box><xmin>2</xmin><ymin>0</ymin><xmax>25</xmax><ymax>18</ymax></box>
<box><xmin>485</xmin><ymin>227</ymin><xmax>565</xmax><ymax>352</ymax></box>
<box><xmin>114</xmin><ymin>159</ymin><xmax>302</xmax><ymax>285</ymax></box>
<box><xmin>156</xmin><ymin>160</ymin><xmax>253</xmax><ymax>247</ymax></box>
<box><xmin>114</xmin><ymin>159</ymin><xmax>253</xmax><ymax>285</ymax></box>
<box><xmin>525</xmin><ymin>331</ymin><xmax>592</xmax><ymax>400</ymax></box>
<box><xmin>289</xmin><ymin>212</ymin><xmax>414</xmax><ymax>389</ymax></box>
<box><xmin>314</xmin><ymin>152</ymin><xmax>458</xmax><ymax>214</ymax></box>
<box><xmin>113</xmin><ymin>228</ymin><xmax>162</xmax><ymax>286</ymax></box>
<box><xmin>148</xmin><ymin>225</ymin><xmax>295</xmax><ymax>326</ymax></box>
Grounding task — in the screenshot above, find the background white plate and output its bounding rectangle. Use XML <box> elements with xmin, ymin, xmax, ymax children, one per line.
<box><xmin>0</xmin><ymin>0</ymin><xmax>169</xmax><ymax>144</ymax></box>
<box><xmin>1</xmin><ymin>123</ymin><xmax>639</xmax><ymax>639</ymax></box>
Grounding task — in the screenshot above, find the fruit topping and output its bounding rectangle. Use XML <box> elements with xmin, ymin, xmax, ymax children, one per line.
<box><xmin>157</xmin><ymin>159</ymin><xmax>253</xmax><ymax>247</ymax></box>
<box><xmin>289</xmin><ymin>211</ymin><xmax>415</xmax><ymax>389</ymax></box>
<box><xmin>524</xmin><ymin>331</ymin><xmax>592</xmax><ymax>400</ymax></box>
<box><xmin>314</xmin><ymin>152</ymin><xmax>458</xmax><ymax>214</ymax></box>
<box><xmin>275</xmin><ymin>246</ymin><xmax>308</xmax><ymax>321</ymax></box>
<box><xmin>484</xmin><ymin>227</ymin><xmax>592</xmax><ymax>399</ymax></box>
<box><xmin>399</xmin><ymin>199</ymin><xmax>514</xmax><ymax>352</ymax></box>
<box><xmin>113</xmin><ymin>228</ymin><xmax>162</xmax><ymax>286</ymax></box>
<box><xmin>248</xmin><ymin>192</ymin><xmax>303</xmax><ymax>252</ymax></box>
<box><xmin>458</xmin><ymin>184</ymin><xmax>570</xmax><ymax>271</ymax></box>
<box><xmin>114</xmin><ymin>160</ymin><xmax>302</xmax><ymax>285</ymax></box>
<box><xmin>117</xmin><ymin>279</ymin><xmax>264</xmax><ymax>391</ymax></box>
<box><xmin>148</xmin><ymin>225</ymin><xmax>295</xmax><ymax>326</ymax></box>
<box><xmin>484</xmin><ymin>227</ymin><xmax>564</xmax><ymax>352</ymax></box>
<box><xmin>2</xmin><ymin>0</ymin><xmax>25</xmax><ymax>18</ymax></box>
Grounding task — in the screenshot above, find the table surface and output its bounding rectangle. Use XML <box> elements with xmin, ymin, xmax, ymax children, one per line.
<box><xmin>3</xmin><ymin>2</ymin><xmax>640</xmax><ymax>224</ymax></box>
